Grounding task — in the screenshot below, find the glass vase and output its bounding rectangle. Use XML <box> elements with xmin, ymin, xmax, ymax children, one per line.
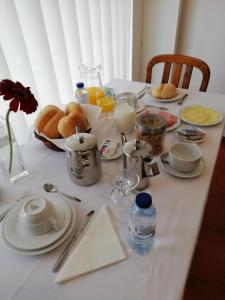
<box><xmin>0</xmin><ymin>121</ymin><xmax>28</xmax><ymax>183</ymax></box>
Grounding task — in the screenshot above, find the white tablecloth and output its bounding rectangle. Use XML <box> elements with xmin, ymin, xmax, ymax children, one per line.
<box><xmin>1</xmin><ymin>79</ymin><xmax>225</xmax><ymax>300</ymax></box>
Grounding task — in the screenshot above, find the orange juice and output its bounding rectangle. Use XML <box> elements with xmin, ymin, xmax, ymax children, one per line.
<box><xmin>97</xmin><ymin>96</ymin><xmax>115</xmax><ymax>112</ymax></box>
<box><xmin>87</xmin><ymin>86</ymin><xmax>105</xmax><ymax>105</ymax></box>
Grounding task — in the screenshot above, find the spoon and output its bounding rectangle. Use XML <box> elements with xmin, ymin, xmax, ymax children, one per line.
<box><xmin>43</xmin><ymin>183</ymin><xmax>81</xmax><ymax>203</ymax></box>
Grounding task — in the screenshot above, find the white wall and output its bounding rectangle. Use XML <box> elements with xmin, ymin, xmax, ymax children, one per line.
<box><xmin>134</xmin><ymin>0</ymin><xmax>225</xmax><ymax>95</ymax></box>
<box><xmin>177</xmin><ymin>0</ymin><xmax>225</xmax><ymax>94</ymax></box>
<box><xmin>132</xmin><ymin>0</ymin><xmax>182</xmax><ymax>83</ymax></box>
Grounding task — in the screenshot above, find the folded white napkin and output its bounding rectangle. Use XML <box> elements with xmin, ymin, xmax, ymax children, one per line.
<box><xmin>55</xmin><ymin>206</ymin><xmax>127</xmax><ymax>283</ymax></box>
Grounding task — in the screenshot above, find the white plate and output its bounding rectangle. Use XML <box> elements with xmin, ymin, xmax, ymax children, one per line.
<box><xmin>167</xmin><ymin>118</ymin><xmax>180</xmax><ymax>132</ymax></box>
<box><xmin>147</xmin><ymin>89</ymin><xmax>183</xmax><ymax>102</ymax></box>
<box><xmin>1</xmin><ymin>200</ymin><xmax>77</xmax><ymax>256</ymax></box>
<box><xmin>179</xmin><ymin>105</ymin><xmax>223</xmax><ymax>127</ymax></box>
<box><xmin>100</xmin><ymin>143</ymin><xmax>123</xmax><ymax>160</ymax></box>
<box><xmin>159</xmin><ymin>153</ymin><xmax>205</xmax><ymax>178</ymax></box>
<box><xmin>4</xmin><ymin>197</ymin><xmax>72</xmax><ymax>251</ymax></box>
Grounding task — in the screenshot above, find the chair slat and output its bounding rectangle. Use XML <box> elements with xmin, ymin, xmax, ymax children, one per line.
<box><xmin>182</xmin><ymin>65</ymin><xmax>193</xmax><ymax>89</ymax></box>
<box><xmin>171</xmin><ymin>63</ymin><xmax>182</xmax><ymax>87</ymax></box>
<box><xmin>162</xmin><ymin>63</ymin><xmax>171</xmax><ymax>83</ymax></box>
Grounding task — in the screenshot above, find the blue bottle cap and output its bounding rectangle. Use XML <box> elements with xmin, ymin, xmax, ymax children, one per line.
<box><xmin>76</xmin><ymin>82</ymin><xmax>84</xmax><ymax>88</ymax></box>
<box><xmin>135</xmin><ymin>192</ymin><xmax>152</xmax><ymax>209</ymax></box>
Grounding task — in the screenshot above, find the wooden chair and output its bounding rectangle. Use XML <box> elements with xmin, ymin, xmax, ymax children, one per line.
<box><xmin>146</xmin><ymin>54</ymin><xmax>210</xmax><ymax>92</ymax></box>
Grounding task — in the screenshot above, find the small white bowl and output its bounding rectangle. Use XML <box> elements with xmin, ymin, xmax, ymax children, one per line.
<box><xmin>19</xmin><ymin>198</ymin><xmax>59</xmax><ymax>236</ymax></box>
<box><xmin>169</xmin><ymin>142</ymin><xmax>202</xmax><ymax>173</ymax></box>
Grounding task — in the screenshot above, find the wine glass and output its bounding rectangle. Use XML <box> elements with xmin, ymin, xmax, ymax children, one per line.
<box><xmin>109</xmin><ymin>169</ymin><xmax>139</xmax><ymax>225</ymax></box>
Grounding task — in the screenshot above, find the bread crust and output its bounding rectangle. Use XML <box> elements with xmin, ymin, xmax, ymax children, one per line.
<box><xmin>58</xmin><ymin>111</ymin><xmax>88</xmax><ymax>138</ymax></box>
<box><xmin>152</xmin><ymin>83</ymin><xmax>176</xmax><ymax>99</ymax></box>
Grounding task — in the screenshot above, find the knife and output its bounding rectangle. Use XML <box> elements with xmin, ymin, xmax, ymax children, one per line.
<box><xmin>53</xmin><ymin>210</ymin><xmax>95</xmax><ymax>273</ymax></box>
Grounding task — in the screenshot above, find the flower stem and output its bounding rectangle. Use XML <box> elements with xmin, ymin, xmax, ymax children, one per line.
<box><xmin>6</xmin><ymin>109</ymin><xmax>12</xmax><ymax>173</ymax></box>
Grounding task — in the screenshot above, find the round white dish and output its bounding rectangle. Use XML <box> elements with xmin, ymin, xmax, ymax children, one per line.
<box><xmin>159</xmin><ymin>153</ymin><xmax>205</xmax><ymax>178</ymax></box>
<box><xmin>175</xmin><ymin>134</ymin><xmax>206</xmax><ymax>144</ymax></box>
<box><xmin>4</xmin><ymin>197</ymin><xmax>72</xmax><ymax>250</ymax></box>
<box><xmin>147</xmin><ymin>89</ymin><xmax>183</xmax><ymax>102</ymax></box>
<box><xmin>179</xmin><ymin>106</ymin><xmax>223</xmax><ymax>127</ymax></box>
<box><xmin>100</xmin><ymin>143</ymin><xmax>123</xmax><ymax>160</ymax></box>
<box><xmin>167</xmin><ymin>118</ymin><xmax>180</xmax><ymax>132</ymax></box>
<box><xmin>1</xmin><ymin>201</ymin><xmax>77</xmax><ymax>255</ymax></box>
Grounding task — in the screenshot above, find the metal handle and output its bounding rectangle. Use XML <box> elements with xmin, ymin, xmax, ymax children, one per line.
<box><xmin>0</xmin><ymin>207</ymin><xmax>12</xmax><ymax>222</ymax></box>
<box><xmin>58</xmin><ymin>191</ymin><xmax>81</xmax><ymax>202</ymax></box>
<box><xmin>53</xmin><ymin>210</ymin><xmax>94</xmax><ymax>272</ymax></box>
<box><xmin>178</xmin><ymin>93</ymin><xmax>188</xmax><ymax>105</ymax></box>
<box><xmin>53</xmin><ymin>237</ymin><xmax>76</xmax><ymax>272</ymax></box>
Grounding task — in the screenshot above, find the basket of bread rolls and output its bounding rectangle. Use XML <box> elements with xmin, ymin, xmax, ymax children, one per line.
<box><xmin>150</xmin><ymin>83</ymin><xmax>177</xmax><ymax>99</ymax></box>
<box><xmin>34</xmin><ymin>102</ymin><xmax>94</xmax><ymax>151</ymax></box>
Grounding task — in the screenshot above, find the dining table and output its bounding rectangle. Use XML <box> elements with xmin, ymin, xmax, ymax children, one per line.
<box><xmin>0</xmin><ymin>78</ymin><xmax>225</xmax><ymax>300</ymax></box>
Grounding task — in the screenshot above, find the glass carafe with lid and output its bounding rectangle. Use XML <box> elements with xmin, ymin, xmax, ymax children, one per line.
<box><xmin>79</xmin><ymin>63</ymin><xmax>104</xmax><ymax>105</ymax></box>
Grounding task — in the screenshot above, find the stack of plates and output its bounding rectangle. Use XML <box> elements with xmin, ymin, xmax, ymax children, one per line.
<box><xmin>1</xmin><ymin>197</ymin><xmax>77</xmax><ymax>256</ymax></box>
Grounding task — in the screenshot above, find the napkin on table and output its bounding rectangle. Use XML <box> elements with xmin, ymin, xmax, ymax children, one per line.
<box><xmin>55</xmin><ymin>206</ymin><xmax>127</xmax><ymax>283</ymax></box>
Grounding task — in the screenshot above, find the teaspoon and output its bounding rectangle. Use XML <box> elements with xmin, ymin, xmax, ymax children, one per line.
<box><xmin>43</xmin><ymin>183</ymin><xmax>81</xmax><ymax>203</ymax></box>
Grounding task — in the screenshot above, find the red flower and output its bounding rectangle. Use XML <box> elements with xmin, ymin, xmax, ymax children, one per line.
<box><xmin>0</xmin><ymin>79</ymin><xmax>38</xmax><ymax>174</ymax></box>
<box><xmin>0</xmin><ymin>79</ymin><xmax>38</xmax><ymax>114</ymax></box>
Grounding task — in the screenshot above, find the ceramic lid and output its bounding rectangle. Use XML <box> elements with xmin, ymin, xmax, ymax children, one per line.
<box><xmin>65</xmin><ymin>133</ymin><xmax>97</xmax><ymax>151</ymax></box>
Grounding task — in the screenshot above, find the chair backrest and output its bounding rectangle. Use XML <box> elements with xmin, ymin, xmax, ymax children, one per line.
<box><xmin>146</xmin><ymin>54</ymin><xmax>210</xmax><ymax>92</ymax></box>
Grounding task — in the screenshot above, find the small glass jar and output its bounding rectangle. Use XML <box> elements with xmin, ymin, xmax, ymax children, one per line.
<box><xmin>135</xmin><ymin>112</ymin><xmax>167</xmax><ymax>155</ymax></box>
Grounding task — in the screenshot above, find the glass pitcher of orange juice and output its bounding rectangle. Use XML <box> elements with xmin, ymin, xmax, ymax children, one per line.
<box><xmin>79</xmin><ymin>64</ymin><xmax>104</xmax><ymax>105</ymax></box>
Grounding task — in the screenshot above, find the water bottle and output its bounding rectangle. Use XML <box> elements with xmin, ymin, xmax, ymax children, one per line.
<box><xmin>75</xmin><ymin>82</ymin><xmax>88</xmax><ymax>104</ymax></box>
<box><xmin>128</xmin><ymin>192</ymin><xmax>156</xmax><ymax>255</ymax></box>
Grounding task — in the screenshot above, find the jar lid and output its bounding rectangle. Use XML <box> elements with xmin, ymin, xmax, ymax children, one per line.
<box><xmin>135</xmin><ymin>192</ymin><xmax>152</xmax><ymax>208</ymax></box>
<box><xmin>123</xmin><ymin>140</ymin><xmax>152</xmax><ymax>158</ymax></box>
<box><xmin>65</xmin><ymin>133</ymin><xmax>97</xmax><ymax>151</ymax></box>
<box><xmin>135</xmin><ymin>112</ymin><xmax>167</xmax><ymax>134</ymax></box>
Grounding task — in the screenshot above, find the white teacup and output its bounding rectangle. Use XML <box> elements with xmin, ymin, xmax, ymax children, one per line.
<box><xmin>19</xmin><ymin>197</ymin><xmax>60</xmax><ymax>235</ymax></box>
<box><xmin>169</xmin><ymin>142</ymin><xmax>202</xmax><ymax>173</ymax></box>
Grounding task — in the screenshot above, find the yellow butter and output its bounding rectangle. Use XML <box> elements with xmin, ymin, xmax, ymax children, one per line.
<box><xmin>181</xmin><ymin>105</ymin><xmax>221</xmax><ymax>125</ymax></box>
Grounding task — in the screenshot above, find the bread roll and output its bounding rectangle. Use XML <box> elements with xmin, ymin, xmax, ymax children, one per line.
<box><xmin>152</xmin><ymin>83</ymin><xmax>177</xmax><ymax>99</ymax></box>
<box><xmin>35</xmin><ymin>105</ymin><xmax>65</xmax><ymax>138</ymax></box>
<box><xmin>58</xmin><ymin>111</ymin><xmax>88</xmax><ymax>138</ymax></box>
<box><xmin>65</xmin><ymin>102</ymin><xmax>85</xmax><ymax>116</ymax></box>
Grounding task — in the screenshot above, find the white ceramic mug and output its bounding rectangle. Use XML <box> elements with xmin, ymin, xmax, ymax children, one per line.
<box><xmin>19</xmin><ymin>198</ymin><xmax>60</xmax><ymax>235</ymax></box>
<box><xmin>169</xmin><ymin>142</ymin><xmax>202</xmax><ymax>172</ymax></box>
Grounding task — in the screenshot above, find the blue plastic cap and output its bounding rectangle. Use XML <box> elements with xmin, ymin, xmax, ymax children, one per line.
<box><xmin>135</xmin><ymin>192</ymin><xmax>152</xmax><ymax>209</ymax></box>
<box><xmin>76</xmin><ymin>82</ymin><xmax>84</xmax><ymax>88</ymax></box>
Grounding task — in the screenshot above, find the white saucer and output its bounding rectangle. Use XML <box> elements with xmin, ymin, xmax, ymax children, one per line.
<box><xmin>147</xmin><ymin>89</ymin><xmax>183</xmax><ymax>102</ymax></box>
<box><xmin>1</xmin><ymin>200</ymin><xmax>77</xmax><ymax>256</ymax></box>
<box><xmin>4</xmin><ymin>197</ymin><xmax>72</xmax><ymax>251</ymax></box>
<box><xmin>100</xmin><ymin>143</ymin><xmax>123</xmax><ymax>160</ymax></box>
<box><xmin>159</xmin><ymin>154</ymin><xmax>206</xmax><ymax>178</ymax></box>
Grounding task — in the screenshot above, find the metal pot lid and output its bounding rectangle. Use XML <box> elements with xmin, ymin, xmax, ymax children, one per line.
<box><xmin>123</xmin><ymin>140</ymin><xmax>152</xmax><ymax>158</ymax></box>
<box><xmin>135</xmin><ymin>112</ymin><xmax>167</xmax><ymax>134</ymax></box>
<box><xmin>65</xmin><ymin>133</ymin><xmax>97</xmax><ymax>151</ymax></box>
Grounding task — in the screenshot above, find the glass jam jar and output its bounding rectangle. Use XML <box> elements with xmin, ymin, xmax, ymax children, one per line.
<box><xmin>135</xmin><ymin>112</ymin><xmax>167</xmax><ymax>155</ymax></box>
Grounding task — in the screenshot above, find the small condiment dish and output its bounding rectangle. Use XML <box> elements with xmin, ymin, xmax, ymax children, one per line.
<box><xmin>19</xmin><ymin>197</ymin><xmax>60</xmax><ymax>236</ymax></box>
<box><xmin>168</xmin><ymin>142</ymin><xmax>202</xmax><ymax>173</ymax></box>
